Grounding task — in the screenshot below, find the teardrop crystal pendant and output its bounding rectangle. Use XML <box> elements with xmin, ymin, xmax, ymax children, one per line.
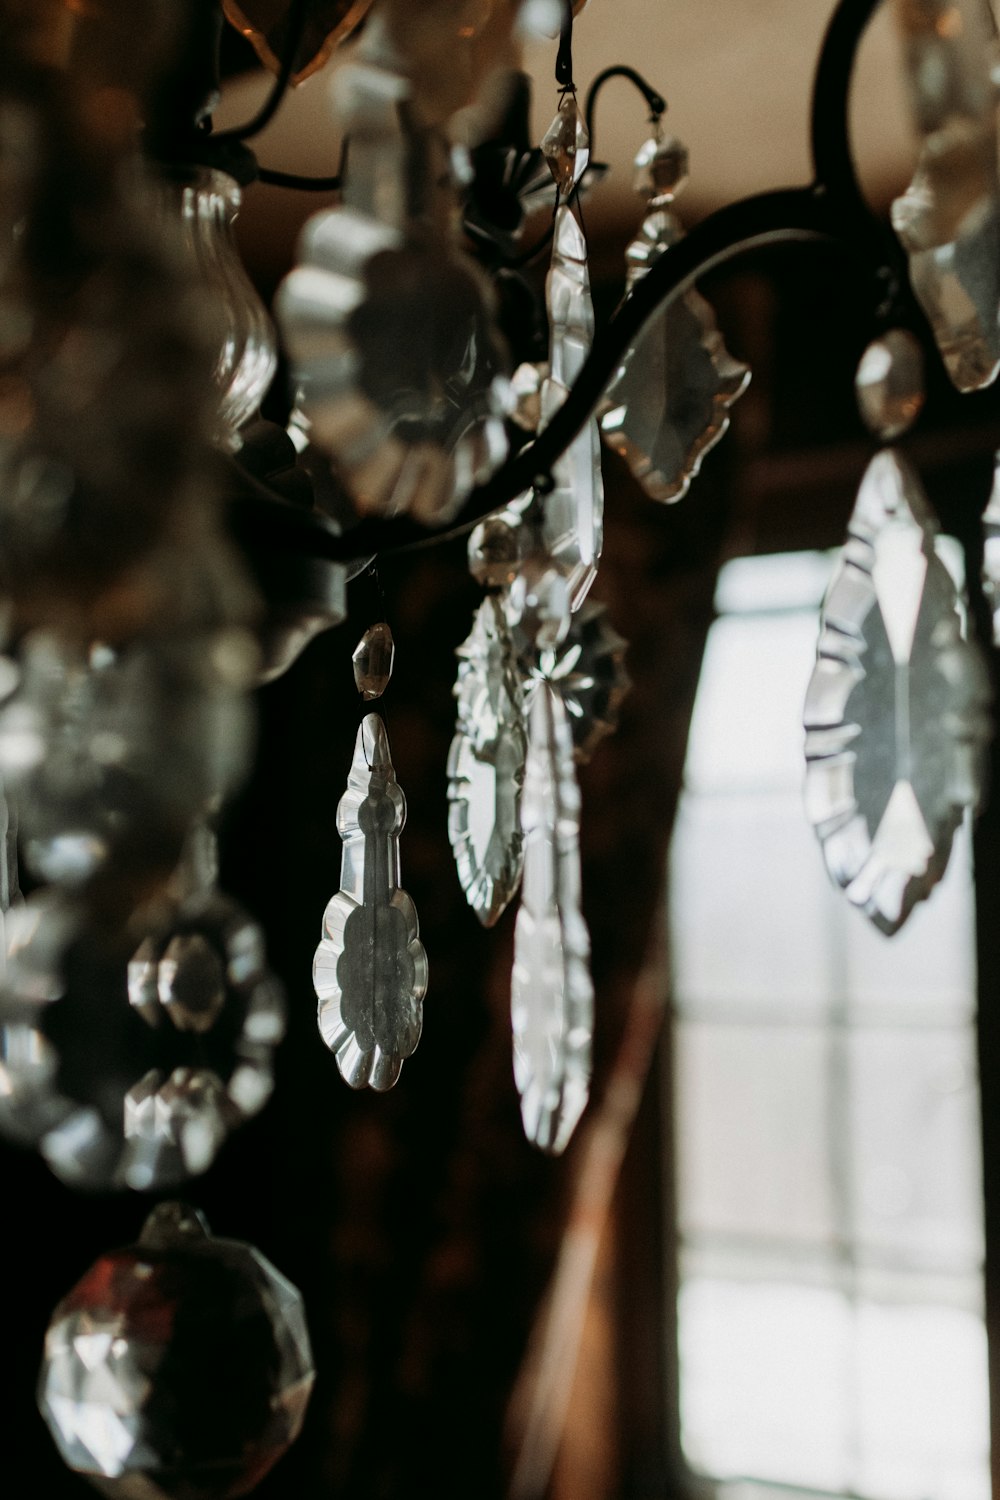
<box><xmin>890</xmin><ymin>0</ymin><xmax>1000</xmax><ymax>392</ymax></box>
<box><xmin>599</xmin><ymin>135</ymin><xmax>749</xmax><ymax>501</ymax></box>
<box><xmin>314</xmin><ymin>714</ymin><xmax>427</xmax><ymax>1091</ymax></box>
<box><xmin>804</xmin><ymin>449</ymin><xmax>991</xmax><ymax>933</ymax></box>
<box><xmin>447</xmin><ymin>597</ymin><xmax>527</xmax><ymax>927</ymax></box>
<box><xmin>539</xmin><ymin>206</ymin><xmax>604</xmax><ymax>609</ymax></box>
<box><xmin>512</xmin><ymin>682</ymin><xmax>593</xmax><ymax>1154</ymax></box>
<box><xmin>222</xmin><ymin>0</ymin><xmax>372</xmax><ymax>85</ymax></box>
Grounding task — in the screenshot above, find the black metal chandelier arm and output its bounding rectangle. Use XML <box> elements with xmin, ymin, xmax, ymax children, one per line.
<box><xmin>302</xmin><ymin>185</ymin><xmax>895</xmax><ymax>567</ymax></box>
<box><xmin>584</xmin><ymin>66</ymin><xmax>667</xmax><ymax>153</ymax></box>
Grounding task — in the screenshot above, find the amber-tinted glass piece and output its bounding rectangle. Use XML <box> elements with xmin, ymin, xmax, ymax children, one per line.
<box><xmin>222</xmin><ymin>0</ymin><xmax>372</xmax><ymax>86</ymax></box>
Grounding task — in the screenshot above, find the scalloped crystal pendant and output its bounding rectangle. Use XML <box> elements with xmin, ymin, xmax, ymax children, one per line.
<box><xmin>447</xmin><ymin>596</ymin><xmax>527</xmax><ymax>927</ymax></box>
<box><xmin>512</xmin><ymin>682</ymin><xmax>593</xmax><ymax>1154</ymax></box>
<box><xmin>599</xmin><ymin>136</ymin><xmax>749</xmax><ymax>501</ymax></box>
<box><xmin>890</xmin><ymin>0</ymin><xmax>1000</xmax><ymax>392</ymax></box>
<box><xmin>804</xmin><ymin>449</ymin><xmax>991</xmax><ymax>933</ymax></box>
<box><xmin>314</xmin><ymin>714</ymin><xmax>427</xmax><ymax>1091</ymax></box>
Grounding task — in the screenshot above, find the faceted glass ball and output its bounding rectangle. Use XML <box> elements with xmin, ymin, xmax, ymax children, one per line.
<box><xmin>38</xmin><ymin>1205</ymin><xmax>315</xmax><ymax>1500</ymax></box>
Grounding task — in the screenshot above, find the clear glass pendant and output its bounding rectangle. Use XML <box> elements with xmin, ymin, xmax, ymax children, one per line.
<box><xmin>39</xmin><ymin>1202</ymin><xmax>315</xmax><ymax>1500</ymax></box>
<box><xmin>172</xmin><ymin>167</ymin><xmax>279</xmax><ymax>451</ymax></box>
<box><xmin>981</xmin><ymin>451</ymin><xmax>1000</xmax><ymax>644</ymax></box>
<box><xmin>448</xmin><ymin>596</ymin><xmax>527</xmax><ymax>927</ymax></box>
<box><xmin>890</xmin><ymin>0</ymin><xmax>1000</xmax><ymax>392</ymax></box>
<box><xmin>599</xmin><ymin>135</ymin><xmax>749</xmax><ymax>501</ymax></box>
<box><xmin>512</xmin><ymin>681</ymin><xmax>593</xmax><ymax>1154</ymax></box>
<box><xmin>314</xmin><ymin>713</ymin><xmax>427</xmax><ymax>1090</ymax></box>
<box><xmin>538</xmin><ymin>206</ymin><xmax>604</xmax><ymax>609</ymax></box>
<box><xmin>804</xmin><ymin>449</ymin><xmax>991</xmax><ymax>933</ymax></box>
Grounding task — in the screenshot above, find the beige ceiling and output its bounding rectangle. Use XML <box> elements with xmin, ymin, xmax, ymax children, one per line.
<box><xmin>218</xmin><ymin>0</ymin><xmax>918</xmax><ymax>268</ymax></box>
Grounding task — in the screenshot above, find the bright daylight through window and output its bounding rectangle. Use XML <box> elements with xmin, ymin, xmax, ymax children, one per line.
<box><xmin>668</xmin><ymin>550</ymin><xmax>989</xmax><ymax>1500</ymax></box>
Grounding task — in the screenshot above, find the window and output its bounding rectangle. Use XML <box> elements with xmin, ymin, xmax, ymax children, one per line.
<box><xmin>668</xmin><ymin>550</ymin><xmax>989</xmax><ymax>1500</ymax></box>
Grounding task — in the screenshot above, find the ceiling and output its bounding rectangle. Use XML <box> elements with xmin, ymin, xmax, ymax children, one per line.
<box><xmin>217</xmin><ymin>0</ymin><xmax>918</xmax><ymax>278</ymax></box>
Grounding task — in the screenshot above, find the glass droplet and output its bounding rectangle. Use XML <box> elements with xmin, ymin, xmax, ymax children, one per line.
<box><xmin>352</xmin><ymin>621</ymin><xmax>395</xmax><ymax>699</ymax></box>
<box><xmin>855</xmin><ymin>329</ymin><xmax>926</xmax><ymax>440</ymax></box>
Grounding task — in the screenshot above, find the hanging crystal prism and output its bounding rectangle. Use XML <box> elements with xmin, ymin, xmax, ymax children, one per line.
<box><xmin>855</xmin><ymin>329</ymin><xmax>926</xmax><ymax>441</ymax></box>
<box><xmin>981</xmin><ymin>451</ymin><xmax>1000</xmax><ymax>644</ymax></box>
<box><xmin>314</xmin><ymin>714</ymin><xmax>427</xmax><ymax>1090</ymax></box>
<box><xmin>352</xmin><ymin>621</ymin><xmax>395</xmax><ymax>700</ymax></box>
<box><xmin>512</xmin><ymin>682</ymin><xmax>593</xmax><ymax>1154</ymax></box>
<box><xmin>524</xmin><ymin>599</ymin><xmax>630</xmax><ymax>764</ymax></box>
<box><xmin>541</xmin><ymin>92</ymin><xmax>591</xmax><ymax>197</ymax></box>
<box><xmin>890</xmin><ymin>0</ymin><xmax>1000</xmax><ymax>392</ymax></box>
<box><xmin>599</xmin><ymin>134</ymin><xmax>750</xmax><ymax>501</ymax></box>
<box><xmin>447</xmin><ymin>597</ymin><xmax>528</xmax><ymax>927</ymax></box>
<box><xmin>804</xmin><ymin>449</ymin><xmax>991</xmax><ymax>934</ymax></box>
<box><xmin>537</xmin><ymin>206</ymin><xmax>604</xmax><ymax>610</ymax></box>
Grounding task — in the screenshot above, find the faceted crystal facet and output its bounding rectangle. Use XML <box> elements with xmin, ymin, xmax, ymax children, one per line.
<box><xmin>804</xmin><ymin>449</ymin><xmax>991</xmax><ymax>933</ymax></box>
<box><xmin>505</xmin><ymin>557</ymin><xmax>572</xmax><ymax>657</ymax></box>
<box><xmin>890</xmin><ymin>0</ymin><xmax>1000</xmax><ymax>392</ymax></box>
<box><xmin>314</xmin><ymin>714</ymin><xmax>427</xmax><ymax>1091</ymax></box>
<box><xmin>352</xmin><ymin>621</ymin><xmax>395</xmax><ymax>700</ymax></box>
<box><xmin>0</xmin><ymin>889</ymin><xmax>285</xmax><ymax>1190</ymax></box>
<box><xmin>448</xmin><ymin>597</ymin><xmax>528</xmax><ymax>927</ymax></box>
<box><xmin>38</xmin><ymin>1204</ymin><xmax>315</xmax><ymax>1500</ymax></box>
<box><xmin>512</xmin><ymin>683</ymin><xmax>593</xmax><ymax>1155</ymax></box>
<box><xmin>981</xmin><ymin>451</ymin><xmax>1000</xmax><ymax>644</ymax></box>
<box><xmin>525</xmin><ymin>599</ymin><xmax>630</xmax><ymax>764</ymax></box>
<box><xmin>539</xmin><ymin>207</ymin><xmax>604</xmax><ymax>609</ymax></box>
<box><xmin>599</xmin><ymin>201</ymin><xmax>750</xmax><ymax>502</ymax></box>
<box><xmin>541</xmin><ymin>92</ymin><xmax>590</xmax><ymax>196</ymax></box>
<box><xmin>510</xmin><ymin>361</ymin><xmax>547</xmax><ymax>433</ymax></box>
<box><xmin>855</xmin><ymin>329</ymin><xmax>926</xmax><ymax>440</ymax></box>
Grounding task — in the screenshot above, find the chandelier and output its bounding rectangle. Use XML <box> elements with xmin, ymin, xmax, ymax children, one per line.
<box><xmin>1</xmin><ymin>1</ymin><xmax>998</xmax><ymax>1496</ymax></box>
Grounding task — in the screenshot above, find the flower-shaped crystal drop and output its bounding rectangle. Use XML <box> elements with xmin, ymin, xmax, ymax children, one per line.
<box><xmin>448</xmin><ymin>597</ymin><xmax>528</xmax><ymax>926</ymax></box>
<box><xmin>352</xmin><ymin>622</ymin><xmax>395</xmax><ymax>700</ymax></box>
<box><xmin>525</xmin><ymin>599</ymin><xmax>630</xmax><ymax>764</ymax></box>
<box><xmin>855</xmin><ymin>329</ymin><xmax>926</xmax><ymax>441</ymax></box>
<box><xmin>512</xmin><ymin>682</ymin><xmax>593</xmax><ymax>1154</ymax></box>
<box><xmin>314</xmin><ymin>714</ymin><xmax>427</xmax><ymax>1091</ymax></box>
<box><xmin>890</xmin><ymin>0</ymin><xmax>1000</xmax><ymax>392</ymax></box>
<box><xmin>0</xmin><ymin>888</ymin><xmax>285</xmax><ymax>1190</ymax></box>
<box><xmin>541</xmin><ymin>92</ymin><xmax>590</xmax><ymax>196</ymax></box>
<box><xmin>804</xmin><ymin>449</ymin><xmax>991</xmax><ymax>933</ymax></box>
<box><xmin>38</xmin><ymin>1204</ymin><xmax>315</xmax><ymax>1500</ymax></box>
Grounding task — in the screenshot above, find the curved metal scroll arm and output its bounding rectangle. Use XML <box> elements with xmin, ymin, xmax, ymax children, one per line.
<box><xmin>256</xmin><ymin>0</ymin><xmax>922</xmax><ymax>568</ymax></box>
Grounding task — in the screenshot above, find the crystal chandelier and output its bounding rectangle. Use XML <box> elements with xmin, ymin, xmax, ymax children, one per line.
<box><xmin>1</xmin><ymin>0</ymin><xmax>999</xmax><ymax>1495</ymax></box>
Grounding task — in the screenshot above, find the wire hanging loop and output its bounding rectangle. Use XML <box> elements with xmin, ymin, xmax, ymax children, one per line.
<box><xmin>584</xmin><ymin>66</ymin><xmax>667</xmax><ymax>157</ymax></box>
